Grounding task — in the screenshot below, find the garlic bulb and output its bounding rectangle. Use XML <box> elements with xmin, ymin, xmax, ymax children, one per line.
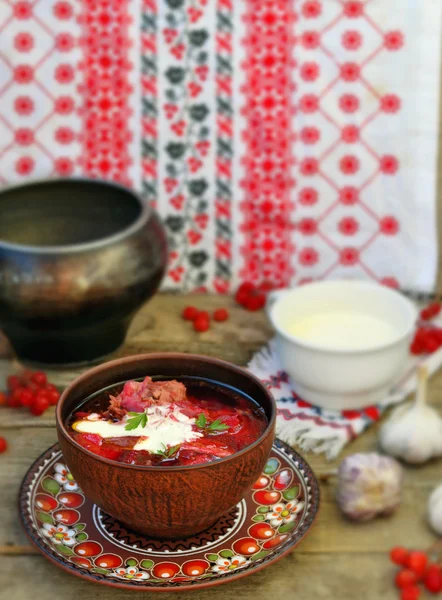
<box><xmin>337</xmin><ymin>452</ymin><xmax>403</xmax><ymax>522</ymax></box>
<box><xmin>428</xmin><ymin>483</ymin><xmax>442</xmax><ymax>535</ymax></box>
<box><xmin>379</xmin><ymin>366</ymin><xmax>442</xmax><ymax>464</ymax></box>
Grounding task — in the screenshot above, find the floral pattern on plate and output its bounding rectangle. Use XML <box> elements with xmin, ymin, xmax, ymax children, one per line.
<box><xmin>19</xmin><ymin>440</ymin><xmax>319</xmax><ymax>591</ymax></box>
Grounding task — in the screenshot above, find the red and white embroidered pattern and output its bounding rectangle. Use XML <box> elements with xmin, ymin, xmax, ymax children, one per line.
<box><xmin>294</xmin><ymin>0</ymin><xmax>404</xmax><ymax>286</ymax></box>
<box><xmin>214</xmin><ymin>0</ymin><xmax>234</xmax><ymax>294</ymax></box>
<box><xmin>78</xmin><ymin>0</ymin><xmax>134</xmax><ymax>187</ymax></box>
<box><xmin>239</xmin><ymin>0</ymin><xmax>297</xmax><ymax>288</ymax></box>
<box><xmin>0</xmin><ymin>0</ymin><xmax>81</xmax><ymax>183</ymax></box>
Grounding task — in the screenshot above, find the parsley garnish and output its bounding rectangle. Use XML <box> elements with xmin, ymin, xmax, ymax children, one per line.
<box><xmin>124</xmin><ymin>411</ymin><xmax>148</xmax><ymax>431</ymax></box>
<box><xmin>195</xmin><ymin>413</ymin><xmax>207</xmax><ymax>428</ymax></box>
<box><xmin>195</xmin><ymin>413</ymin><xmax>229</xmax><ymax>433</ymax></box>
<box><xmin>154</xmin><ymin>443</ymin><xmax>180</xmax><ymax>458</ymax></box>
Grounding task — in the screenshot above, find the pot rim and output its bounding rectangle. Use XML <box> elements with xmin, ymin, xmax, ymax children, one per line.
<box><xmin>56</xmin><ymin>352</ymin><xmax>277</xmax><ymax>472</ymax></box>
<box><xmin>0</xmin><ymin>177</ymin><xmax>151</xmax><ymax>255</ymax></box>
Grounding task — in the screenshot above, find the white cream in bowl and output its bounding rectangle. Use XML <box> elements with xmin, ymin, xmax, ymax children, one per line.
<box><xmin>266</xmin><ymin>280</ymin><xmax>417</xmax><ymax>410</ymax></box>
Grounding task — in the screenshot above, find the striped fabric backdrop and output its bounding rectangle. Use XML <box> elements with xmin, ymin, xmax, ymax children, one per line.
<box><xmin>0</xmin><ymin>0</ymin><xmax>441</xmax><ymax>293</ymax></box>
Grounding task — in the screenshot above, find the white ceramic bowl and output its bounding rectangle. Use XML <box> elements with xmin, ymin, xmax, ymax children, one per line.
<box><xmin>266</xmin><ymin>280</ymin><xmax>417</xmax><ymax>410</ymax></box>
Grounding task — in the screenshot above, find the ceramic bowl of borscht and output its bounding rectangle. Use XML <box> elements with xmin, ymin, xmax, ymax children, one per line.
<box><xmin>56</xmin><ymin>353</ymin><xmax>276</xmax><ymax>539</ymax></box>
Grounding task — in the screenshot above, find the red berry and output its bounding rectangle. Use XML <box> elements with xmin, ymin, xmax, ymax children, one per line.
<box><xmin>395</xmin><ymin>570</ymin><xmax>418</xmax><ymax>588</ymax></box>
<box><xmin>425</xmin><ymin>337</ymin><xmax>440</xmax><ymax>353</ymax></box>
<box><xmin>410</xmin><ymin>340</ymin><xmax>424</xmax><ymax>355</ymax></box>
<box><xmin>424</xmin><ymin>569</ymin><xmax>442</xmax><ymax>594</ymax></box>
<box><xmin>407</xmin><ymin>551</ymin><xmax>428</xmax><ymax>577</ymax></box>
<box><xmin>401</xmin><ymin>586</ymin><xmax>421</xmax><ymax>600</ymax></box>
<box><xmin>7</xmin><ymin>394</ymin><xmax>20</xmax><ymax>408</ymax></box>
<box><xmin>193</xmin><ymin>313</ymin><xmax>210</xmax><ymax>333</ymax></box>
<box><xmin>18</xmin><ymin>388</ymin><xmax>34</xmax><ymax>407</ymax></box>
<box><xmin>182</xmin><ymin>306</ymin><xmax>199</xmax><ymax>321</ymax></box>
<box><xmin>30</xmin><ymin>395</ymin><xmax>50</xmax><ymax>416</ymax></box>
<box><xmin>426</xmin><ymin>564</ymin><xmax>441</xmax><ymax>578</ymax></box>
<box><xmin>213</xmin><ymin>308</ymin><xmax>229</xmax><ymax>322</ymax></box>
<box><xmin>390</xmin><ymin>547</ymin><xmax>409</xmax><ymax>566</ymax></box>
<box><xmin>47</xmin><ymin>388</ymin><xmax>60</xmax><ymax>406</ymax></box>
<box><xmin>30</xmin><ymin>371</ymin><xmax>48</xmax><ymax>387</ymax></box>
<box><xmin>0</xmin><ymin>392</ymin><xmax>7</xmax><ymax>406</ymax></box>
<box><xmin>245</xmin><ymin>293</ymin><xmax>266</xmax><ymax>311</ymax></box>
<box><xmin>0</xmin><ymin>437</ymin><xmax>7</xmax><ymax>453</ymax></box>
<box><xmin>7</xmin><ymin>375</ymin><xmax>21</xmax><ymax>391</ymax></box>
<box><xmin>428</xmin><ymin>302</ymin><xmax>441</xmax><ymax>317</ymax></box>
<box><xmin>420</xmin><ymin>308</ymin><xmax>432</xmax><ymax>321</ymax></box>
<box><xmin>237</xmin><ymin>282</ymin><xmax>255</xmax><ymax>295</ymax></box>
<box><xmin>235</xmin><ymin>289</ymin><xmax>250</xmax><ymax>306</ymax></box>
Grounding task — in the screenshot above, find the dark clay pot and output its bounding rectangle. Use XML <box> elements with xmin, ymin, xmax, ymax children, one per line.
<box><xmin>0</xmin><ymin>179</ymin><xmax>167</xmax><ymax>365</ymax></box>
<box><xmin>56</xmin><ymin>353</ymin><xmax>276</xmax><ymax>539</ymax></box>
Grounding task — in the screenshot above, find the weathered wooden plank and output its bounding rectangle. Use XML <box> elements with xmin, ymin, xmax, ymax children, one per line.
<box><xmin>0</xmin><ymin>554</ymin><xmax>398</xmax><ymax>600</ymax></box>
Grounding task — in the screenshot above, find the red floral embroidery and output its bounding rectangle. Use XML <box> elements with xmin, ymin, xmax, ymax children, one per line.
<box><xmin>379</xmin><ymin>216</ymin><xmax>399</xmax><ymax>235</ymax></box>
<box><xmin>384</xmin><ymin>31</ymin><xmax>404</xmax><ymax>51</ymax></box>
<box><xmin>300</xmin><ymin>62</ymin><xmax>320</xmax><ymax>82</ymax></box>
<box><xmin>15</xmin><ymin>156</ymin><xmax>34</xmax><ymax>176</ymax></box>
<box><xmin>54</xmin><ymin>2</ymin><xmax>73</xmax><ymax>20</ymax></box>
<box><xmin>340</xmin><ymin>155</ymin><xmax>360</xmax><ymax>175</ymax></box>
<box><xmin>300</xmin><ymin>158</ymin><xmax>319</xmax><ymax>176</ymax></box>
<box><xmin>342</xmin><ymin>30</ymin><xmax>362</xmax><ymax>50</ymax></box>
<box><xmin>15</xmin><ymin>128</ymin><xmax>34</xmax><ymax>146</ymax></box>
<box><xmin>339</xmin><ymin>186</ymin><xmax>359</xmax><ymax>205</ymax></box>
<box><xmin>341</xmin><ymin>125</ymin><xmax>359</xmax><ymax>143</ymax></box>
<box><xmin>293</xmin><ymin>0</ymin><xmax>405</xmax><ymax>286</ymax></box>
<box><xmin>14</xmin><ymin>96</ymin><xmax>34</xmax><ymax>115</ymax></box>
<box><xmin>14</xmin><ymin>33</ymin><xmax>34</xmax><ymax>52</ymax></box>
<box><xmin>79</xmin><ymin>0</ymin><xmax>133</xmax><ymax>185</ymax></box>
<box><xmin>299</xmin><ymin>187</ymin><xmax>318</xmax><ymax>206</ymax></box>
<box><xmin>381</xmin><ymin>277</ymin><xmax>399</xmax><ymax>289</ymax></box>
<box><xmin>299</xmin><ymin>94</ymin><xmax>319</xmax><ymax>113</ymax></box>
<box><xmin>340</xmin><ymin>247</ymin><xmax>359</xmax><ymax>266</ymax></box>
<box><xmin>298</xmin><ymin>218</ymin><xmax>318</xmax><ymax>235</ymax></box>
<box><xmin>380</xmin><ymin>94</ymin><xmax>401</xmax><ymax>113</ymax></box>
<box><xmin>339</xmin><ymin>94</ymin><xmax>359</xmax><ymax>113</ymax></box>
<box><xmin>14</xmin><ymin>65</ymin><xmax>33</xmax><ymax>84</ymax></box>
<box><xmin>301</xmin><ymin>127</ymin><xmax>320</xmax><ymax>145</ymax></box>
<box><xmin>55</xmin><ymin>157</ymin><xmax>74</xmax><ymax>175</ymax></box>
<box><xmin>338</xmin><ymin>217</ymin><xmax>359</xmax><ymax>236</ymax></box>
<box><xmin>380</xmin><ymin>155</ymin><xmax>399</xmax><ymax>175</ymax></box>
<box><xmin>54</xmin><ymin>64</ymin><xmax>74</xmax><ymax>84</ymax></box>
<box><xmin>14</xmin><ymin>2</ymin><xmax>32</xmax><ymax>19</ymax></box>
<box><xmin>55</xmin><ymin>33</ymin><xmax>75</xmax><ymax>52</ymax></box>
<box><xmin>343</xmin><ymin>2</ymin><xmax>364</xmax><ymax>18</ymax></box>
<box><xmin>340</xmin><ymin>62</ymin><xmax>360</xmax><ymax>82</ymax></box>
<box><xmin>302</xmin><ymin>1</ymin><xmax>322</xmax><ymax>18</ymax></box>
<box><xmin>299</xmin><ymin>248</ymin><xmax>319</xmax><ymax>266</ymax></box>
<box><xmin>240</xmin><ymin>0</ymin><xmax>296</xmax><ymax>287</ymax></box>
<box><xmin>54</xmin><ymin>96</ymin><xmax>74</xmax><ymax>115</ymax></box>
<box><xmin>301</xmin><ymin>31</ymin><xmax>320</xmax><ymax>49</ymax></box>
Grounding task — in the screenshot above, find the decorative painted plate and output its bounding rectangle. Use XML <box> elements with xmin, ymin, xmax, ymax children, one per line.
<box><xmin>19</xmin><ymin>440</ymin><xmax>319</xmax><ymax>591</ymax></box>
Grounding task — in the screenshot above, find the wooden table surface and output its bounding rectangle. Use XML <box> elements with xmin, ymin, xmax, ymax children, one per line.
<box><xmin>0</xmin><ymin>294</ymin><xmax>441</xmax><ymax>600</ymax></box>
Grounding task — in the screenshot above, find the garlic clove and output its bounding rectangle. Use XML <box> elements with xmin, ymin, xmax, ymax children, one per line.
<box><xmin>337</xmin><ymin>452</ymin><xmax>403</xmax><ymax>522</ymax></box>
<box><xmin>379</xmin><ymin>365</ymin><xmax>442</xmax><ymax>464</ymax></box>
<box><xmin>428</xmin><ymin>483</ymin><xmax>442</xmax><ymax>535</ymax></box>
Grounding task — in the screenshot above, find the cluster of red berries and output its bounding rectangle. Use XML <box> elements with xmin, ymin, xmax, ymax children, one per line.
<box><xmin>390</xmin><ymin>546</ymin><xmax>442</xmax><ymax>599</ymax></box>
<box><xmin>182</xmin><ymin>306</ymin><xmax>229</xmax><ymax>333</ymax></box>
<box><xmin>0</xmin><ymin>370</ymin><xmax>60</xmax><ymax>416</ymax></box>
<box><xmin>411</xmin><ymin>303</ymin><xmax>442</xmax><ymax>355</ymax></box>
<box><xmin>235</xmin><ymin>282</ymin><xmax>267</xmax><ymax>311</ymax></box>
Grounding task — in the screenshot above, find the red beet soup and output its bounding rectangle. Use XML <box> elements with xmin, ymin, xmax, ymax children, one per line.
<box><xmin>67</xmin><ymin>376</ymin><xmax>268</xmax><ymax>467</ymax></box>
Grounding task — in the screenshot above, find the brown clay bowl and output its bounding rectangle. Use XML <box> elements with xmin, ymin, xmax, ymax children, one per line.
<box><xmin>56</xmin><ymin>353</ymin><xmax>276</xmax><ymax>539</ymax></box>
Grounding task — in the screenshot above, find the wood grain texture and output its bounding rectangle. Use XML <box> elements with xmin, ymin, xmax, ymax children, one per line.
<box><xmin>0</xmin><ymin>293</ymin><xmax>441</xmax><ymax>599</ymax></box>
